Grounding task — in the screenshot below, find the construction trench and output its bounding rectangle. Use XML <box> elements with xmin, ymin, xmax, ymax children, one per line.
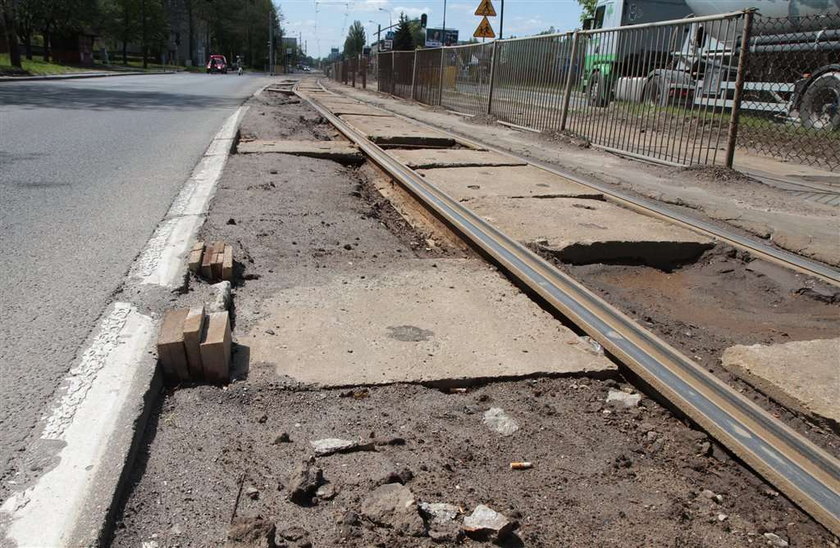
<box><xmin>109</xmin><ymin>79</ymin><xmax>839</xmax><ymax>547</ymax></box>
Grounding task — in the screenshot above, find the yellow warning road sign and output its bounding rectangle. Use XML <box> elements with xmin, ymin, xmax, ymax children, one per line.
<box><xmin>474</xmin><ymin>16</ymin><xmax>496</xmax><ymax>38</ymax></box>
<box><xmin>474</xmin><ymin>0</ymin><xmax>497</xmax><ymax>17</ymax></box>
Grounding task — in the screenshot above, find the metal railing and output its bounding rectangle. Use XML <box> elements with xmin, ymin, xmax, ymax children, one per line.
<box><xmin>327</xmin><ymin>10</ymin><xmax>840</xmax><ymax>172</ymax></box>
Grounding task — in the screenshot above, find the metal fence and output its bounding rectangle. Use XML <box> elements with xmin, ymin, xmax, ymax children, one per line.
<box><xmin>328</xmin><ymin>10</ymin><xmax>839</xmax><ymax>171</ymax></box>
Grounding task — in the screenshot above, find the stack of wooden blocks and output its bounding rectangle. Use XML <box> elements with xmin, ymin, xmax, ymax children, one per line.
<box><xmin>189</xmin><ymin>241</ymin><xmax>233</xmax><ymax>282</ymax></box>
<box><xmin>157</xmin><ymin>306</ymin><xmax>232</xmax><ymax>383</ymax></box>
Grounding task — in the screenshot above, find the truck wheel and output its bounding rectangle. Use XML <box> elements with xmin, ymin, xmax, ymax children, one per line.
<box><xmin>588</xmin><ymin>72</ymin><xmax>610</xmax><ymax>107</ymax></box>
<box><xmin>800</xmin><ymin>72</ymin><xmax>840</xmax><ymax>131</ymax></box>
<box><xmin>644</xmin><ymin>76</ymin><xmax>668</xmax><ymax>107</ymax></box>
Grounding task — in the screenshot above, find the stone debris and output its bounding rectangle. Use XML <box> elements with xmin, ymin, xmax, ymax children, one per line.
<box><xmin>361</xmin><ymin>483</ymin><xmax>426</xmax><ymax>536</ymax></box>
<box><xmin>420</xmin><ymin>502</ymin><xmax>462</xmax><ymax>543</ymax></box>
<box><xmin>245</xmin><ymin>486</ymin><xmax>259</xmax><ymax>500</ymax></box>
<box><xmin>285</xmin><ymin>459</ymin><xmax>324</xmax><ymax>505</ymax></box>
<box><xmin>315</xmin><ymin>483</ymin><xmax>338</xmax><ymax>500</ymax></box>
<box><xmin>763</xmin><ymin>532</ymin><xmax>789</xmax><ymax>547</ymax></box>
<box><xmin>462</xmin><ymin>504</ymin><xmax>515</xmax><ymax>541</ymax></box>
<box><xmin>700</xmin><ymin>489</ymin><xmax>723</xmax><ymax>503</ymax></box>
<box><xmin>274</xmin><ymin>432</ymin><xmax>291</xmax><ymax>444</ymax></box>
<box><xmin>209</xmin><ymin>281</ymin><xmax>232</xmax><ymax>313</ymax></box>
<box><xmin>374</xmin><ymin>464</ymin><xmax>414</xmax><ymax>486</ymax></box>
<box><xmin>310</xmin><ymin>438</ymin><xmax>375</xmax><ymax>457</ymax></box>
<box><xmin>157</xmin><ymin>308</ymin><xmax>232</xmax><ymax>383</ymax></box>
<box><xmin>483</xmin><ymin>408</ymin><xmax>519</xmax><ymax>436</ymax></box>
<box><xmin>225</xmin><ymin>516</ymin><xmax>276</xmax><ymax>548</ymax></box>
<box><xmin>190</xmin><ymin>240</ymin><xmax>234</xmax><ymax>282</ymax></box>
<box><xmin>606</xmin><ymin>389</ymin><xmax>642</xmax><ymax>408</ymax></box>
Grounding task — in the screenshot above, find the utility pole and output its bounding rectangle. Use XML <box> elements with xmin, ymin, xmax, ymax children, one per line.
<box><xmin>268</xmin><ymin>8</ymin><xmax>274</xmax><ymax>75</ymax></box>
<box><xmin>442</xmin><ymin>0</ymin><xmax>447</xmax><ymax>43</ymax></box>
<box><xmin>499</xmin><ymin>0</ymin><xmax>504</xmax><ymax>39</ymax></box>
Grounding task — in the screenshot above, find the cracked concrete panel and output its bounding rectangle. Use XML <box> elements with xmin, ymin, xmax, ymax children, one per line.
<box><xmin>416</xmin><ymin>165</ymin><xmax>604</xmax><ymax>201</ymax></box>
<box><xmin>722</xmin><ymin>338</ymin><xmax>840</xmax><ymax>428</ymax></box>
<box><xmin>464</xmin><ymin>195</ymin><xmax>714</xmax><ymax>268</ymax></box>
<box><xmin>339</xmin><ymin>115</ymin><xmax>456</xmax><ymax>147</ymax></box>
<box><xmin>241</xmin><ymin>259</ymin><xmax>615</xmax><ymax>386</ymax></box>
<box><xmin>390</xmin><ymin>149</ymin><xmax>527</xmax><ymax>169</ymax></box>
<box><xmin>236</xmin><ymin>140</ymin><xmax>363</xmax><ymax>163</ymax></box>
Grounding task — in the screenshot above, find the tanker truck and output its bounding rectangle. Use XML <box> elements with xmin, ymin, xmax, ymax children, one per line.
<box><xmin>581</xmin><ymin>0</ymin><xmax>840</xmax><ymax>130</ymax></box>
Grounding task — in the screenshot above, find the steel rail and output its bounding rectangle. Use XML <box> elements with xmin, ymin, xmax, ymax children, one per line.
<box><xmin>315</xmin><ymin>82</ymin><xmax>840</xmax><ymax>286</ymax></box>
<box><xmin>296</xmin><ymin>85</ymin><xmax>840</xmax><ymax>535</ymax></box>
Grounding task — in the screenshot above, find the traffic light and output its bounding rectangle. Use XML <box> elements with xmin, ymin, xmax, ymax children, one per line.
<box><xmin>420</xmin><ymin>13</ymin><xmax>427</xmax><ymax>28</ymax></box>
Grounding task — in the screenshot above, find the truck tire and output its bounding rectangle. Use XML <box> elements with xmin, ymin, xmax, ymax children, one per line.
<box><xmin>800</xmin><ymin>72</ymin><xmax>840</xmax><ymax>131</ymax></box>
<box><xmin>588</xmin><ymin>72</ymin><xmax>610</xmax><ymax>107</ymax></box>
<box><xmin>643</xmin><ymin>76</ymin><xmax>667</xmax><ymax>107</ymax></box>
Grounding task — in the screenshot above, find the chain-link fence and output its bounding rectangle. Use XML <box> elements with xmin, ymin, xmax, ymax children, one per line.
<box><xmin>328</xmin><ymin>9</ymin><xmax>839</xmax><ymax>171</ymax></box>
<box><xmin>736</xmin><ymin>13</ymin><xmax>840</xmax><ymax>171</ymax></box>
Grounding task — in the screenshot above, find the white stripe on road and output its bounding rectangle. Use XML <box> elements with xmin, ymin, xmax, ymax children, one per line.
<box><xmin>0</xmin><ymin>103</ymin><xmax>250</xmax><ymax>547</ymax></box>
<box><xmin>130</xmin><ymin>105</ymin><xmax>246</xmax><ymax>287</ymax></box>
<box><xmin>0</xmin><ymin>303</ymin><xmax>156</xmax><ymax>547</ymax></box>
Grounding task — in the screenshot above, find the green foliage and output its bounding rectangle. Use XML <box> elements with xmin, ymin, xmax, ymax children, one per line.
<box><xmin>392</xmin><ymin>12</ymin><xmax>413</xmax><ymax>51</ymax></box>
<box><xmin>409</xmin><ymin>18</ymin><xmax>424</xmax><ymax>47</ymax></box>
<box><xmin>343</xmin><ymin>20</ymin><xmax>365</xmax><ymax>57</ymax></box>
<box><xmin>578</xmin><ymin>0</ymin><xmax>596</xmax><ymax>23</ymax></box>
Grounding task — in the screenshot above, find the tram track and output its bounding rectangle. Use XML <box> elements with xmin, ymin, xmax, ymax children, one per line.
<box><xmin>314</xmin><ymin>80</ymin><xmax>840</xmax><ymax>287</ymax></box>
<box><xmin>296</xmin><ymin>82</ymin><xmax>840</xmax><ymax>536</ymax></box>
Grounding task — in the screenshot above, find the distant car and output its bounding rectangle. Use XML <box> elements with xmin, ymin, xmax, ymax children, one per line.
<box><xmin>302</xmin><ymin>66</ymin><xmax>311</xmax><ymax>72</ymax></box>
<box><xmin>206</xmin><ymin>55</ymin><xmax>228</xmax><ymax>74</ymax></box>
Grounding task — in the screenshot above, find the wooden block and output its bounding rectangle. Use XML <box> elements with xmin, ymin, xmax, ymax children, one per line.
<box><xmin>200</xmin><ymin>245</ymin><xmax>214</xmax><ymax>279</ymax></box>
<box><xmin>200</xmin><ymin>311</ymin><xmax>232</xmax><ymax>383</ymax></box>
<box><xmin>222</xmin><ymin>245</ymin><xmax>234</xmax><ymax>281</ymax></box>
<box><xmin>188</xmin><ymin>241</ymin><xmax>204</xmax><ymax>274</ymax></box>
<box><xmin>211</xmin><ymin>251</ymin><xmax>224</xmax><ymax>281</ymax></box>
<box><xmin>157</xmin><ymin>309</ymin><xmax>190</xmax><ymax>381</ymax></box>
<box><xmin>183</xmin><ymin>306</ymin><xmax>206</xmax><ymax>379</ymax></box>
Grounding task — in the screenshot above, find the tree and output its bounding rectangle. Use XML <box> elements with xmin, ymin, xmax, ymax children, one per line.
<box><xmin>577</xmin><ymin>0</ymin><xmax>595</xmax><ymax>23</ymax></box>
<box><xmin>392</xmin><ymin>12</ymin><xmax>413</xmax><ymax>51</ymax></box>
<box><xmin>409</xmin><ymin>17</ymin><xmax>424</xmax><ymax>47</ymax></box>
<box><xmin>0</xmin><ymin>0</ymin><xmax>22</xmax><ymax>68</ymax></box>
<box><xmin>343</xmin><ymin>19</ymin><xmax>364</xmax><ymax>57</ymax></box>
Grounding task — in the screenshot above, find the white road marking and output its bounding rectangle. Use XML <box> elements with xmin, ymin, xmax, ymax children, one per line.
<box><xmin>0</xmin><ymin>103</ymin><xmax>250</xmax><ymax>547</ymax></box>
<box><xmin>130</xmin><ymin>105</ymin><xmax>247</xmax><ymax>287</ymax></box>
<box><xmin>0</xmin><ymin>303</ymin><xmax>155</xmax><ymax>547</ymax></box>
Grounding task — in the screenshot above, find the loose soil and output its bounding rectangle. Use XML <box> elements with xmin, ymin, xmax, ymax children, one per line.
<box><xmin>109</xmin><ymin>81</ymin><xmax>837</xmax><ymax>547</ymax></box>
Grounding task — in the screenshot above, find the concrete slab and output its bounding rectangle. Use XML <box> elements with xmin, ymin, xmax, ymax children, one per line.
<box><xmin>722</xmin><ymin>338</ymin><xmax>840</xmax><ymax>429</ymax></box>
<box><xmin>237</xmin><ymin>139</ymin><xmax>363</xmax><ymax>163</ymax></box>
<box><xmin>324</xmin><ymin>104</ymin><xmax>394</xmax><ymax>116</ymax></box>
<box><xmin>340</xmin><ymin>114</ymin><xmax>456</xmax><ymax>147</ymax></box>
<box><xmin>390</xmin><ymin>148</ymin><xmax>528</xmax><ymax>169</ymax></box>
<box><xmin>416</xmin><ymin>165</ymin><xmax>604</xmax><ymax>201</ymax></box>
<box><xmin>464</xmin><ymin>195</ymin><xmax>714</xmax><ymax>268</ymax></box>
<box><xmin>242</xmin><ymin>259</ymin><xmax>615</xmax><ymax>386</ymax></box>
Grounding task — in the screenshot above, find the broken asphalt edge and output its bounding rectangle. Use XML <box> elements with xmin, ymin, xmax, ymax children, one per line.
<box><xmin>0</xmin><ymin>90</ymin><xmax>257</xmax><ymax>547</ymax></box>
<box><xmin>0</xmin><ymin>70</ymin><xmax>176</xmax><ymax>83</ymax></box>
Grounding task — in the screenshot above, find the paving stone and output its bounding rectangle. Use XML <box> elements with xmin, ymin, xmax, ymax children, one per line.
<box><xmin>222</xmin><ymin>244</ymin><xmax>234</xmax><ymax>281</ymax></box>
<box><xmin>182</xmin><ymin>306</ymin><xmax>206</xmax><ymax>379</ymax></box>
<box><xmin>339</xmin><ymin>114</ymin><xmax>456</xmax><ymax>147</ymax></box>
<box><xmin>157</xmin><ymin>308</ymin><xmax>190</xmax><ymax>381</ymax></box>
<box><xmin>390</xmin><ymin>148</ymin><xmax>527</xmax><ymax>169</ymax></box>
<box><xmin>722</xmin><ymin>338</ymin><xmax>840</xmax><ymax>428</ymax></box>
<box><xmin>415</xmin><ymin>165</ymin><xmax>603</xmax><ymax>201</ymax></box>
<box><xmin>242</xmin><ymin>259</ymin><xmax>615</xmax><ymax>386</ymax></box>
<box><xmin>200</xmin><ymin>311</ymin><xmax>231</xmax><ymax>383</ymax></box>
<box><xmin>465</xmin><ymin>195</ymin><xmax>713</xmax><ymax>269</ymax></box>
<box><xmin>188</xmin><ymin>240</ymin><xmax>204</xmax><ymax>273</ymax></box>
<box><xmin>237</xmin><ymin>140</ymin><xmax>363</xmax><ymax>163</ymax></box>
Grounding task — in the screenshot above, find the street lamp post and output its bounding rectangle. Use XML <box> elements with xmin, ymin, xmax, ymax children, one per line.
<box><xmin>378</xmin><ymin>7</ymin><xmax>392</xmax><ymax>30</ymax></box>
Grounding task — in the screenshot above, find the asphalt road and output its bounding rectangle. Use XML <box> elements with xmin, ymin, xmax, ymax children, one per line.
<box><xmin>0</xmin><ymin>72</ymin><xmax>271</xmax><ymax>493</ymax></box>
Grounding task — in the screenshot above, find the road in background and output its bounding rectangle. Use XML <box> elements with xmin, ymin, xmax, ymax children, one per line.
<box><xmin>0</xmin><ymin>73</ymin><xmax>271</xmax><ymax>495</ymax></box>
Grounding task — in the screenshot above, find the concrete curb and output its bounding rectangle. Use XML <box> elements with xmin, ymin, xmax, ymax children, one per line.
<box><xmin>0</xmin><ymin>70</ymin><xmax>177</xmax><ymax>83</ymax></box>
<box><xmin>0</xmin><ymin>104</ymin><xmax>248</xmax><ymax>547</ymax></box>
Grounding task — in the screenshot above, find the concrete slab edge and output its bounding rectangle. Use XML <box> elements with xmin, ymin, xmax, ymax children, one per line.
<box><xmin>0</xmin><ymin>105</ymin><xmax>247</xmax><ymax>547</ymax></box>
<box><xmin>0</xmin><ymin>71</ymin><xmax>175</xmax><ymax>83</ymax></box>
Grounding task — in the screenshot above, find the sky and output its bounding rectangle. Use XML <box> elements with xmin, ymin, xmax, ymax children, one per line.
<box><xmin>279</xmin><ymin>0</ymin><xmax>585</xmax><ymax>59</ymax></box>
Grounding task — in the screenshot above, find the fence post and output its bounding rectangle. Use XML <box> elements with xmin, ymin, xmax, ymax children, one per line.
<box><xmin>487</xmin><ymin>40</ymin><xmax>499</xmax><ymax>115</ymax></box>
<box><xmin>437</xmin><ymin>48</ymin><xmax>445</xmax><ymax>106</ymax></box>
<box><xmin>362</xmin><ymin>55</ymin><xmax>367</xmax><ymax>89</ymax></box>
<box><xmin>725</xmin><ymin>10</ymin><xmax>755</xmax><ymax>169</ymax></box>
<box><xmin>559</xmin><ymin>31</ymin><xmax>579</xmax><ymax>131</ymax></box>
<box><xmin>391</xmin><ymin>52</ymin><xmax>396</xmax><ymax>95</ymax></box>
<box><xmin>352</xmin><ymin>56</ymin><xmax>357</xmax><ymax>87</ymax></box>
<box><xmin>411</xmin><ymin>49</ymin><xmax>418</xmax><ymax>101</ymax></box>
